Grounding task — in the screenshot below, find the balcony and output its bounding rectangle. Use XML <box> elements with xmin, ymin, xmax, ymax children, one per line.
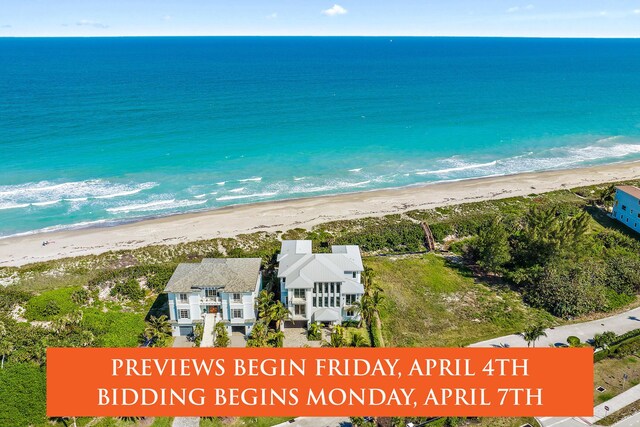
<box><xmin>200</xmin><ymin>296</ymin><xmax>221</xmax><ymax>305</ymax></box>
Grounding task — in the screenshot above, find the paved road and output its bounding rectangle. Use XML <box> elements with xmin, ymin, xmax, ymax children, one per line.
<box><xmin>470</xmin><ymin>306</ymin><xmax>640</xmax><ymax>348</ymax></box>
<box><xmin>617</xmin><ymin>411</ymin><xmax>640</xmax><ymax>426</ymax></box>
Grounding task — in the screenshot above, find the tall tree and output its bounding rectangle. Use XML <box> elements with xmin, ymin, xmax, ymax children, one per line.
<box><xmin>268</xmin><ymin>301</ymin><xmax>291</xmax><ymax>330</ymax></box>
<box><xmin>144</xmin><ymin>315</ymin><xmax>172</xmax><ymax>347</ymax></box>
<box><xmin>474</xmin><ymin>217</ymin><xmax>511</xmax><ymax>273</ymax></box>
<box><xmin>520</xmin><ymin>324</ymin><xmax>547</xmax><ymax>348</ymax></box>
<box><xmin>214</xmin><ymin>322</ymin><xmax>230</xmax><ymax>348</ymax></box>
<box><xmin>256</xmin><ymin>290</ymin><xmax>275</xmax><ymax>321</ymax></box>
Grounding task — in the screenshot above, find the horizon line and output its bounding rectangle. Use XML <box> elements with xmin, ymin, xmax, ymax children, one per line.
<box><xmin>1</xmin><ymin>34</ymin><xmax>640</xmax><ymax>39</ymax></box>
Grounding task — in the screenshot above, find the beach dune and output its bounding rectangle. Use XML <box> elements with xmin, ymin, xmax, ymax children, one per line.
<box><xmin>1</xmin><ymin>162</ymin><xmax>639</xmax><ymax>267</ymax></box>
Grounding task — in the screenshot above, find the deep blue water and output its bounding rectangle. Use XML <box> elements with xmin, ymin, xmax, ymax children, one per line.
<box><xmin>1</xmin><ymin>37</ymin><xmax>640</xmax><ymax>237</ymax></box>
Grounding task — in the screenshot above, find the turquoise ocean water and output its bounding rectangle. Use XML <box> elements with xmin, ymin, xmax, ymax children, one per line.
<box><xmin>1</xmin><ymin>37</ymin><xmax>640</xmax><ymax>238</ymax></box>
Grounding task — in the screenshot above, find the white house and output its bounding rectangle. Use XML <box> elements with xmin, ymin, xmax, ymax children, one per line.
<box><xmin>163</xmin><ymin>258</ymin><xmax>262</xmax><ymax>336</ymax></box>
<box><xmin>612</xmin><ymin>185</ymin><xmax>640</xmax><ymax>234</ymax></box>
<box><xmin>277</xmin><ymin>240</ymin><xmax>365</xmax><ymax>326</ymax></box>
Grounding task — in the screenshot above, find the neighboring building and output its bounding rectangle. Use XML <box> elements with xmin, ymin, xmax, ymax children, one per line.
<box><xmin>277</xmin><ymin>240</ymin><xmax>365</xmax><ymax>326</ymax></box>
<box><xmin>163</xmin><ymin>258</ymin><xmax>262</xmax><ymax>336</ymax></box>
<box><xmin>612</xmin><ymin>185</ymin><xmax>640</xmax><ymax>234</ymax></box>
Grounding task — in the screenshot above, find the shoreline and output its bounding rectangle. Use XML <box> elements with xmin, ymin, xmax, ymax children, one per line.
<box><xmin>1</xmin><ymin>161</ymin><xmax>639</xmax><ymax>267</ymax></box>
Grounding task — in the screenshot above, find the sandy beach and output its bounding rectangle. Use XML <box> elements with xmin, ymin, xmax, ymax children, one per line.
<box><xmin>1</xmin><ymin>161</ymin><xmax>639</xmax><ymax>267</ymax></box>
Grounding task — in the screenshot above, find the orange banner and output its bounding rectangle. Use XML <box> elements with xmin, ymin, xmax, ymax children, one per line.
<box><xmin>47</xmin><ymin>347</ymin><xmax>593</xmax><ymax>417</ymax></box>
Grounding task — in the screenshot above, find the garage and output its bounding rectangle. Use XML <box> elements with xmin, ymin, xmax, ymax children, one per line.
<box><xmin>231</xmin><ymin>326</ymin><xmax>246</xmax><ymax>335</ymax></box>
<box><xmin>179</xmin><ymin>326</ymin><xmax>193</xmax><ymax>336</ymax></box>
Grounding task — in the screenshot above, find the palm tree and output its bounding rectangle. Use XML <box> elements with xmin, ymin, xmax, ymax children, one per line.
<box><xmin>326</xmin><ymin>325</ymin><xmax>347</xmax><ymax>348</ymax></box>
<box><xmin>144</xmin><ymin>315</ymin><xmax>172</xmax><ymax>346</ymax></box>
<box><xmin>269</xmin><ymin>330</ymin><xmax>285</xmax><ymax>348</ymax></box>
<box><xmin>593</xmin><ymin>331</ymin><xmax>617</xmax><ymax>351</ymax></box>
<box><xmin>268</xmin><ymin>301</ymin><xmax>291</xmax><ymax>330</ymax></box>
<box><xmin>256</xmin><ymin>290</ymin><xmax>275</xmax><ymax>320</ymax></box>
<box><xmin>307</xmin><ymin>322</ymin><xmax>322</xmax><ymax>340</ymax></box>
<box><xmin>214</xmin><ymin>322</ymin><xmax>230</xmax><ymax>348</ymax></box>
<box><xmin>247</xmin><ymin>320</ymin><xmax>270</xmax><ymax>348</ymax></box>
<box><xmin>353</xmin><ymin>295</ymin><xmax>374</xmax><ymax>328</ymax></box>
<box><xmin>350</xmin><ymin>333</ymin><xmax>369</xmax><ymax>348</ymax></box>
<box><xmin>521</xmin><ymin>324</ymin><xmax>547</xmax><ymax>348</ymax></box>
<box><xmin>599</xmin><ymin>185</ymin><xmax>616</xmax><ymax>209</ymax></box>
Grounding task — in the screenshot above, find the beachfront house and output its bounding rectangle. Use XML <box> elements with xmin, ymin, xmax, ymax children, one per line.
<box><xmin>163</xmin><ymin>258</ymin><xmax>262</xmax><ymax>337</ymax></box>
<box><xmin>611</xmin><ymin>185</ymin><xmax>640</xmax><ymax>234</ymax></box>
<box><xmin>277</xmin><ymin>240</ymin><xmax>365</xmax><ymax>327</ymax></box>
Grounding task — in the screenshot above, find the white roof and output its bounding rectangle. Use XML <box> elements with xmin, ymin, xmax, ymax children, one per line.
<box><xmin>277</xmin><ymin>240</ymin><xmax>364</xmax><ymax>293</ymax></box>
<box><xmin>313</xmin><ymin>308</ymin><xmax>341</xmax><ymax>322</ymax></box>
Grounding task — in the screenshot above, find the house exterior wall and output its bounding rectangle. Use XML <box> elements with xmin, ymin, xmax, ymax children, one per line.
<box><xmin>612</xmin><ymin>189</ymin><xmax>640</xmax><ymax>234</ymax></box>
<box><xmin>167</xmin><ymin>274</ymin><xmax>262</xmax><ymax>336</ymax></box>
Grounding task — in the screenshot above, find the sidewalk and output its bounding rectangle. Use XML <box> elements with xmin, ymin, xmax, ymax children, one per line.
<box><xmin>470</xmin><ymin>307</ymin><xmax>640</xmax><ymax>348</ymax></box>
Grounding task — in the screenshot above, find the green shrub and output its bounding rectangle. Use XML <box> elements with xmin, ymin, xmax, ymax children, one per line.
<box><xmin>110</xmin><ymin>279</ymin><xmax>145</xmax><ymax>301</ymax></box>
<box><xmin>83</xmin><ymin>309</ymin><xmax>146</xmax><ymax>347</ymax></box>
<box><xmin>567</xmin><ymin>336</ymin><xmax>581</xmax><ymax>347</ymax></box>
<box><xmin>0</xmin><ymin>363</ymin><xmax>46</xmax><ymax>427</ymax></box>
<box><xmin>24</xmin><ymin>287</ymin><xmax>80</xmax><ymax>321</ymax></box>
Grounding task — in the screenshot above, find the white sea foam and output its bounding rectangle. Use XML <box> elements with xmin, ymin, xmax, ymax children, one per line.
<box><xmin>415</xmin><ymin>160</ymin><xmax>498</xmax><ymax>175</ymax></box>
<box><xmin>238</xmin><ymin>177</ymin><xmax>262</xmax><ymax>182</ymax></box>
<box><xmin>216</xmin><ymin>192</ymin><xmax>278</xmax><ymax>201</ymax></box>
<box><xmin>0</xmin><ymin>179</ymin><xmax>158</xmax><ymax>210</ymax></box>
<box><xmin>293</xmin><ymin>177</ymin><xmax>307</xmax><ymax>181</ymax></box>
<box><xmin>0</xmin><ymin>219</ymin><xmax>115</xmax><ymax>239</ymax></box>
<box><xmin>106</xmin><ymin>199</ymin><xmax>207</xmax><ymax>214</ymax></box>
<box><xmin>229</xmin><ymin>187</ymin><xmax>245</xmax><ymax>193</ymax></box>
<box><xmin>31</xmin><ymin>200</ymin><xmax>61</xmax><ymax>207</ymax></box>
<box><xmin>348</xmin><ymin>168</ymin><xmax>363</xmax><ymax>172</ymax></box>
<box><xmin>194</xmin><ymin>194</ymin><xmax>207</xmax><ymax>199</ymax></box>
<box><xmin>0</xmin><ymin>203</ymin><xmax>30</xmax><ymax>211</ymax></box>
<box><xmin>216</xmin><ymin>182</ymin><xmax>226</xmax><ymax>186</ymax></box>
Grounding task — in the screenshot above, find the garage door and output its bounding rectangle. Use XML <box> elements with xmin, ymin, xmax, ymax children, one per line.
<box><xmin>231</xmin><ymin>326</ymin><xmax>246</xmax><ymax>335</ymax></box>
<box><xmin>179</xmin><ymin>326</ymin><xmax>193</xmax><ymax>336</ymax></box>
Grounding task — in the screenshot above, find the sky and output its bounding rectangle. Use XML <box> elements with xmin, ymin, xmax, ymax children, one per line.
<box><xmin>1</xmin><ymin>0</ymin><xmax>640</xmax><ymax>38</ymax></box>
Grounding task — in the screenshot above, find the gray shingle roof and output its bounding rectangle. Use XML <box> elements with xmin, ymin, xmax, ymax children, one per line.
<box><xmin>617</xmin><ymin>186</ymin><xmax>640</xmax><ymax>200</ymax></box>
<box><xmin>164</xmin><ymin>258</ymin><xmax>262</xmax><ymax>293</ymax></box>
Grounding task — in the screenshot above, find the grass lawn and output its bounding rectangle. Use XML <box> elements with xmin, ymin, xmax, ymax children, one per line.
<box><xmin>597</xmin><ymin>399</ymin><xmax>640</xmax><ymax>426</ymax></box>
<box><xmin>200</xmin><ymin>417</ymin><xmax>294</xmax><ymax>427</ymax></box>
<box><xmin>368</xmin><ymin>254</ymin><xmax>555</xmax><ymax>347</ymax></box>
<box><xmin>472</xmin><ymin>417</ymin><xmax>540</xmax><ymax>427</ymax></box>
<box><xmin>593</xmin><ymin>355</ymin><xmax>640</xmax><ymax>404</ymax></box>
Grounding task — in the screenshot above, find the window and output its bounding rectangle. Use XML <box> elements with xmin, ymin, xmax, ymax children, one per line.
<box><xmin>294</xmin><ymin>305</ymin><xmax>306</xmax><ymax>316</ymax></box>
<box><xmin>294</xmin><ymin>289</ymin><xmax>305</xmax><ymax>299</ymax></box>
<box><xmin>324</xmin><ymin>296</ymin><xmax>329</xmax><ymax>307</ymax></box>
<box><xmin>313</xmin><ymin>297</ymin><xmax>317</xmax><ymax>307</ymax></box>
<box><xmin>179</xmin><ymin>309</ymin><xmax>190</xmax><ymax>319</ymax></box>
<box><xmin>336</xmin><ymin>283</ymin><xmax>341</xmax><ymax>293</ymax></box>
<box><xmin>330</xmin><ymin>283</ymin><xmax>334</xmax><ymax>293</ymax></box>
<box><xmin>622</xmin><ymin>205</ymin><xmax>627</xmax><ymax>211</ymax></box>
<box><xmin>232</xmin><ymin>293</ymin><xmax>242</xmax><ymax>303</ymax></box>
<box><xmin>352</xmin><ymin>272</ymin><xmax>356</xmax><ymax>279</ymax></box>
<box><xmin>345</xmin><ymin>308</ymin><xmax>355</xmax><ymax>317</ymax></box>
<box><xmin>345</xmin><ymin>294</ymin><xmax>357</xmax><ymax>305</ymax></box>
<box><xmin>179</xmin><ymin>293</ymin><xmax>188</xmax><ymax>303</ymax></box>
<box><xmin>232</xmin><ymin>309</ymin><xmax>243</xmax><ymax>319</ymax></box>
<box><xmin>324</xmin><ymin>283</ymin><xmax>329</xmax><ymax>293</ymax></box>
<box><xmin>205</xmin><ymin>289</ymin><xmax>217</xmax><ymax>298</ymax></box>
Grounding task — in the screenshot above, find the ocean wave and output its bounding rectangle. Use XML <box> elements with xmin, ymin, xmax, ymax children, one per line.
<box><xmin>106</xmin><ymin>199</ymin><xmax>207</xmax><ymax>214</ymax></box>
<box><xmin>348</xmin><ymin>168</ymin><xmax>363</xmax><ymax>172</ymax></box>
<box><xmin>228</xmin><ymin>187</ymin><xmax>245</xmax><ymax>193</ymax></box>
<box><xmin>237</xmin><ymin>177</ymin><xmax>262</xmax><ymax>182</ymax></box>
<box><xmin>415</xmin><ymin>160</ymin><xmax>498</xmax><ymax>175</ymax></box>
<box><xmin>31</xmin><ymin>200</ymin><xmax>61</xmax><ymax>207</ymax></box>
<box><xmin>0</xmin><ymin>179</ymin><xmax>158</xmax><ymax>209</ymax></box>
<box><xmin>0</xmin><ymin>219</ymin><xmax>115</xmax><ymax>239</ymax></box>
<box><xmin>216</xmin><ymin>192</ymin><xmax>278</xmax><ymax>201</ymax></box>
<box><xmin>0</xmin><ymin>203</ymin><xmax>30</xmax><ymax>211</ymax></box>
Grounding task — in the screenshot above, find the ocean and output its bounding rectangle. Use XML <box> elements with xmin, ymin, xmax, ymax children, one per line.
<box><xmin>1</xmin><ymin>37</ymin><xmax>640</xmax><ymax>238</ymax></box>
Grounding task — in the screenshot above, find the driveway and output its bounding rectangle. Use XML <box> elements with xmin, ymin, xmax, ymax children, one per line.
<box><xmin>230</xmin><ymin>331</ymin><xmax>246</xmax><ymax>348</ymax></box>
<box><xmin>470</xmin><ymin>306</ymin><xmax>640</xmax><ymax>348</ymax></box>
